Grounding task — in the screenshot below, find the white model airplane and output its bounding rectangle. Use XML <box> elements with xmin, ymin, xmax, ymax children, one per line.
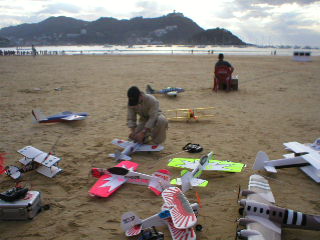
<box><xmin>237</xmin><ymin>174</ymin><xmax>320</xmax><ymax>239</ymax></box>
<box><xmin>109</xmin><ymin>138</ymin><xmax>164</xmax><ymax>161</ymax></box>
<box><xmin>89</xmin><ymin>161</ymin><xmax>171</xmax><ymax>197</ymax></box>
<box><xmin>253</xmin><ymin>138</ymin><xmax>320</xmax><ymax>183</ymax></box>
<box><xmin>168</xmin><ymin>152</ymin><xmax>245</xmax><ymax>192</ymax></box>
<box><xmin>5</xmin><ymin>146</ymin><xmax>62</xmax><ymax>179</ymax></box>
<box><xmin>121</xmin><ymin>187</ymin><xmax>202</xmax><ymax>240</ymax></box>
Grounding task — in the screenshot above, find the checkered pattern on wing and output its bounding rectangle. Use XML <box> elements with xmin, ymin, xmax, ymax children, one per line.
<box><xmin>162</xmin><ymin>187</ymin><xmax>197</xmax><ymax>229</ymax></box>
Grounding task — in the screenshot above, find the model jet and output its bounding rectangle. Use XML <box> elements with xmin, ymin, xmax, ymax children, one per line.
<box><xmin>32</xmin><ymin>109</ymin><xmax>88</xmax><ymax>123</ymax></box>
<box><xmin>5</xmin><ymin>146</ymin><xmax>62</xmax><ymax>179</ymax></box>
<box><xmin>109</xmin><ymin>138</ymin><xmax>164</xmax><ymax>161</ymax></box>
<box><xmin>146</xmin><ymin>84</ymin><xmax>185</xmax><ymax>97</ymax></box>
<box><xmin>237</xmin><ymin>174</ymin><xmax>320</xmax><ymax>239</ymax></box>
<box><xmin>121</xmin><ymin>187</ymin><xmax>202</xmax><ymax>240</ymax></box>
<box><xmin>253</xmin><ymin>138</ymin><xmax>320</xmax><ymax>183</ymax></box>
<box><xmin>168</xmin><ymin>152</ymin><xmax>245</xmax><ymax>192</ymax></box>
<box><xmin>89</xmin><ymin>161</ymin><xmax>171</xmax><ymax>197</ymax></box>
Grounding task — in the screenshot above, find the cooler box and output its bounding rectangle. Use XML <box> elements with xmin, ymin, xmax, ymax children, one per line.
<box><xmin>0</xmin><ymin>191</ymin><xmax>42</xmax><ymax>220</ymax></box>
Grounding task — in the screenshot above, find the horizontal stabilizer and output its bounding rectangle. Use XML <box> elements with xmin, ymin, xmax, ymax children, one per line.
<box><xmin>109</xmin><ymin>153</ymin><xmax>131</xmax><ymax>161</ymax></box>
<box><xmin>121</xmin><ymin>212</ymin><xmax>142</xmax><ymax>236</ymax></box>
<box><xmin>265</xmin><ymin>165</ymin><xmax>277</xmax><ymax>173</ymax></box>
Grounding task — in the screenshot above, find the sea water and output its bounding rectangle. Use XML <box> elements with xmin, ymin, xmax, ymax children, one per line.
<box><xmin>2</xmin><ymin>45</ymin><xmax>320</xmax><ymax>56</ymax></box>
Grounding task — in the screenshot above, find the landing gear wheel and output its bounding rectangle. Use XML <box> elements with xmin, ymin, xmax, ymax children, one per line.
<box><xmin>195</xmin><ymin>224</ymin><xmax>203</xmax><ymax>231</ymax></box>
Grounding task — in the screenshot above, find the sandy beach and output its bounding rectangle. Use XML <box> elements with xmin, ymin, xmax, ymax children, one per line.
<box><xmin>0</xmin><ymin>54</ymin><xmax>319</xmax><ymax>240</ymax></box>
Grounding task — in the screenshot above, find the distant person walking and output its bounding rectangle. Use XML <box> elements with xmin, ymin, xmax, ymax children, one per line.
<box><xmin>31</xmin><ymin>44</ymin><xmax>37</xmax><ymax>57</ymax></box>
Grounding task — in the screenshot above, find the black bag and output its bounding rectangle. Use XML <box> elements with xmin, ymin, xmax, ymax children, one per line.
<box><xmin>182</xmin><ymin>143</ymin><xmax>203</xmax><ymax>153</ymax></box>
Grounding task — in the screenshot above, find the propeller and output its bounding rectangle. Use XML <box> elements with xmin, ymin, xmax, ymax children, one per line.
<box><xmin>236</xmin><ymin>184</ymin><xmax>242</xmax><ymax>203</ymax></box>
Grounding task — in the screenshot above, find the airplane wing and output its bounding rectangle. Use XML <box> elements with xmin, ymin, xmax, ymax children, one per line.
<box><xmin>168</xmin><ymin>158</ymin><xmax>245</xmax><ymax>172</ymax></box>
<box><xmin>284</xmin><ymin>142</ymin><xmax>320</xmax><ymax>170</ymax></box>
<box><xmin>206</xmin><ymin>160</ymin><xmax>245</xmax><ymax>172</ymax></box>
<box><xmin>247</xmin><ymin>174</ymin><xmax>275</xmax><ymax>204</ymax></box>
<box><xmin>245</xmin><ymin>216</ymin><xmax>281</xmax><ymax>240</ymax></box>
<box><xmin>242</xmin><ymin>175</ymin><xmax>281</xmax><ymax>240</ymax></box>
<box><xmin>166</xmin><ymin>218</ymin><xmax>196</xmax><ymax>240</ymax></box>
<box><xmin>136</xmin><ymin>144</ymin><xmax>164</xmax><ymax>152</ymax></box>
<box><xmin>168</xmin><ymin>158</ymin><xmax>198</xmax><ymax>169</ymax></box>
<box><xmin>111</xmin><ymin>139</ymin><xmax>132</xmax><ymax>149</ymax></box>
<box><xmin>89</xmin><ymin>161</ymin><xmax>138</xmax><ymax>197</ymax></box>
<box><xmin>162</xmin><ymin>187</ymin><xmax>197</xmax><ymax>229</ymax></box>
<box><xmin>171</xmin><ymin>177</ymin><xmax>208</xmax><ymax>187</ymax></box>
<box><xmin>61</xmin><ymin>114</ymin><xmax>86</xmax><ymax>121</ymax></box>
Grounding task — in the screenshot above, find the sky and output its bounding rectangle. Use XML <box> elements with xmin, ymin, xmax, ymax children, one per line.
<box><xmin>0</xmin><ymin>0</ymin><xmax>319</xmax><ymax>47</ymax></box>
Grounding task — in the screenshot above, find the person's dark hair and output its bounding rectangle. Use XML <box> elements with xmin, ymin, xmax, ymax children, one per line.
<box><xmin>127</xmin><ymin>86</ymin><xmax>141</xmax><ymax>106</ymax></box>
<box><xmin>218</xmin><ymin>53</ymin><xmax>224</xmax><ymax>60</ymax></box>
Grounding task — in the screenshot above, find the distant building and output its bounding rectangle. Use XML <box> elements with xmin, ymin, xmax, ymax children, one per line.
<box><xmin>293</xmin><ymin>51</ymin><xmax>312</xmax><ymax>62</ymax></box>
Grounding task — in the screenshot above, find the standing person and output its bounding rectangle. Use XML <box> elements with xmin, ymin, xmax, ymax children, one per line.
<box><xmin>31</xmin><ymin>44</ymin><xmax>37</xmax><ymax>57</ymax></box>
<box><xmin>127</xmin><ymin>86</ymin><xmax>168</xmax><ymax>145</ymax></box>
<box><xmin>213</xmin><ymin>53</ymin><xmax>234</xmax><ymax>91</ymax></box>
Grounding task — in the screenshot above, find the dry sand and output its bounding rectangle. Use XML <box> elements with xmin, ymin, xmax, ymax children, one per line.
<box><xmin>0</xmin><ymin>54</ymin><xmax>319</xmax><ymax>240</ymax></box>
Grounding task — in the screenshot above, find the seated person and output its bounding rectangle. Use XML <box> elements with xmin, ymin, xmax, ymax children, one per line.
<box><xmin>213</xmin><ymin>53</ymin><xmax>234</xmax><ymax>91</ymax></box>
<box><xmin>127</xmin><ymin>86</ymin><xmax>168</xmax><ymax>145</ymax></box>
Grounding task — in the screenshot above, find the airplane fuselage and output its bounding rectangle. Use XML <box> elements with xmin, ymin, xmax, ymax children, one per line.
<box><xmin>122</xmin><ymin>143</ymin><xmax>142</xmax><ymax>157</ymax></box>
<box><xmin>241</xmin><ymin>200</ymin><xmax>320</xmax><ymax>231</ymax></box>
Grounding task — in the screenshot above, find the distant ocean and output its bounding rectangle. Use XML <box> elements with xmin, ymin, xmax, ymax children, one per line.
<box><xmin>2</xmin><ymin>45</ymin><xmax>320</xmax><ymax>56</ymax></box>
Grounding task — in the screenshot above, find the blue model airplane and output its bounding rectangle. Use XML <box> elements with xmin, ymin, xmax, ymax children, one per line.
<box><xmin>32</xmin><ymin>109</ymin><xmax>89</xmax><ymax>123</ymax></box>
<box><xmin>146</xmin><ymin>84</ymin><xmax>185</xmax><ymax>97</ymax></box>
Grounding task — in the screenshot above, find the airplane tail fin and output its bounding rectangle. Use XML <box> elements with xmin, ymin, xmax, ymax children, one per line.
<box><xmin>121</xmin><ymin>212</ymin><xmax>142</xmax><ymax>237</ymax></box>
<box><xmin>32</xmin><ymin>109</ymin><xmax>47</xmax><ymax>122</ymax></box>
<box><xmin>149</xmin><ymin>169</ymin><xmax>172</xmax><ymax>195</ymax></box>
<box><xmin>146</xmin><ymin>84</ymin><xmax>156</xmax><ymax>94</ymax></box>
<box><xmin>109</xmin><ymin>150</ymin><xmax>131</xmax><ymax>161</ymax></box>
<box><xmin>181</xmin><ymin>171</ymin><xmax>193</xmax><ymax>193</ymax></box>
<box><xmin>253</xmin><ymin>151</ymin><xmax>277</xmax><ymax>173</ymax></box>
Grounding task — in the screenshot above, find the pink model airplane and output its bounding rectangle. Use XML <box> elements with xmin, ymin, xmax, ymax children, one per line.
<box><xmin>89</xmin><ymin>161</ymin><xmax>171</xmax><ymax>197</ymax></box>
<box><xmin>121</xmin><ymin>187</ymin><xmax>202</xmax><ymax>240</ymax></box>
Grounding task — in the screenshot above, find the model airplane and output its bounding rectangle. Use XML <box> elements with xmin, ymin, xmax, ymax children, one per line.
<box><xmin>237</xmin><ymin>174</ymin><xmax>320</xmax><ymax>239</ymax></box>
<box><xmin>146</xmin><ymin>84</ymin><xmax>185</xmax><ymax>97</ymax></box>
<box><xmin>32</xmin><ymin>109</ymin><xmax>89</xmax><ymax>123</ymax></box>
<box><xmin>253</xmin><ymin>138</ymin><xmax>320</xmax><ymax>183</ymax></box>
<box><xmin>5</xmin><ymin>146</ymin><xmax>62</xmax><ymax>179</ymax></box>
<box><xmin>166</xmin><ymin>107</ymin><xmax>214</xmax><ymax>121</ymax></box>
<box><xmin>89</xmin><ymin>161</ymin><xmax>171</xmax><ymax>197</ymax></box>
<box><xmin>109</xmin><ymin>138</ymin><xmax>164</xmax><ymax>161</ymax></box>
<box><xmin>168</xmin><ymin>152</ymin><xmax>245</xmax><ymax>192</ymax></box>
<box><xmin>121</xmin><ymin>187</ymin><xmax>202</xmax><ymax>240</ymax></box>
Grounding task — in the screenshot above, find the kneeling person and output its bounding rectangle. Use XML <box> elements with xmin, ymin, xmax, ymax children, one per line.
<box><xmin>127</xmin><ymin>86</ymin><xmax>168</xmax><ymax>145</ymax></box>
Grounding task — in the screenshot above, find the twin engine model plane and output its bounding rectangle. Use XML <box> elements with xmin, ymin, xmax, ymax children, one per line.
<box><xmin>146</xmin><ymin>84</ymin><xmax>185</xmax><ymax>97</ymax></box>
<box><xmin>89</xmin><ymin>161</ymin><xmax>171</xmax><ymax>197</ymax></box>
<box><xmin>32</xmin><ymin>109</ymin><xmax>89</xmax><ymax>123</ymax></box>
<box><xmin>168</xmin><ymin>152</ymin><xmax>245</xmax><ymax>192</ymax></box>
<box><xmin>237</xmin><ymin>174</ymin><xmax>320</xmax><ymax>239</ymax></box>
<box><xmin>109</xmin><ymin>138</ymin><xmax>164</xmax><ymax>161</ymax></box>
<box><xmin>121</xmin><ymin>187</ymin><xmax>202</xmax><ymax>240</ymax></box>
<box><xmin>4</xmin><ymin>146</ymin><xmax>62</xmax><ymax>179</ymax></box>
<box><xmin>166</xmin><ymin>107</ymin><xmax>214</xmax><ymax>121</ymax></box>
<box><xmin>253</xmin><ymin>138</ymin><xmax>320</xmax><ymax>183</ymax></box>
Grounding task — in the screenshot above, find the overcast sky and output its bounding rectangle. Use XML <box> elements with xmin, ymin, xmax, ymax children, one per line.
<box><xmin>0</xmin><ymin>0</ymin><xmax>319</xmax><ymax>47</ymax></box>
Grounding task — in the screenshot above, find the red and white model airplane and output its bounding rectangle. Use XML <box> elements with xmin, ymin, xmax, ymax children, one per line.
<box><xmin>253</xmin><ymin>138</ymin><xmax>320</xmax><ymax>183</ymax></box>
<box><xmin>237</xmin><ymin>174</ymin><xmax>320</xmax><ymax>239</ymax></box>
<box><xmin>121</xmin><ymin>187</ymin><xmax>202</xmax><ymax>240</ymax></box>
<box><xmin>89</xmin><ymin>161</ymin><xmax>171</xmax><ymax>197</ymax></box>
<box><xmin>109</xmin><ymin>138</ymin><xmax>164</xmax><ymax>161</ymax></box>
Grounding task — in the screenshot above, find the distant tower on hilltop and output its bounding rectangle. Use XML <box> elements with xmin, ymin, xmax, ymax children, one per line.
<box><xmin>168</xmin><ymin>10</ymin><xmax>184</xmax><ymax>17</ymax></box>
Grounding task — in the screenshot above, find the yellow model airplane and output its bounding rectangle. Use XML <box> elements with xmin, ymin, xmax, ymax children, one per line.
<box><xmin>166</xmin><ymin>107</ymin><xmax>214</xmax><ymax>121</ymax></box>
